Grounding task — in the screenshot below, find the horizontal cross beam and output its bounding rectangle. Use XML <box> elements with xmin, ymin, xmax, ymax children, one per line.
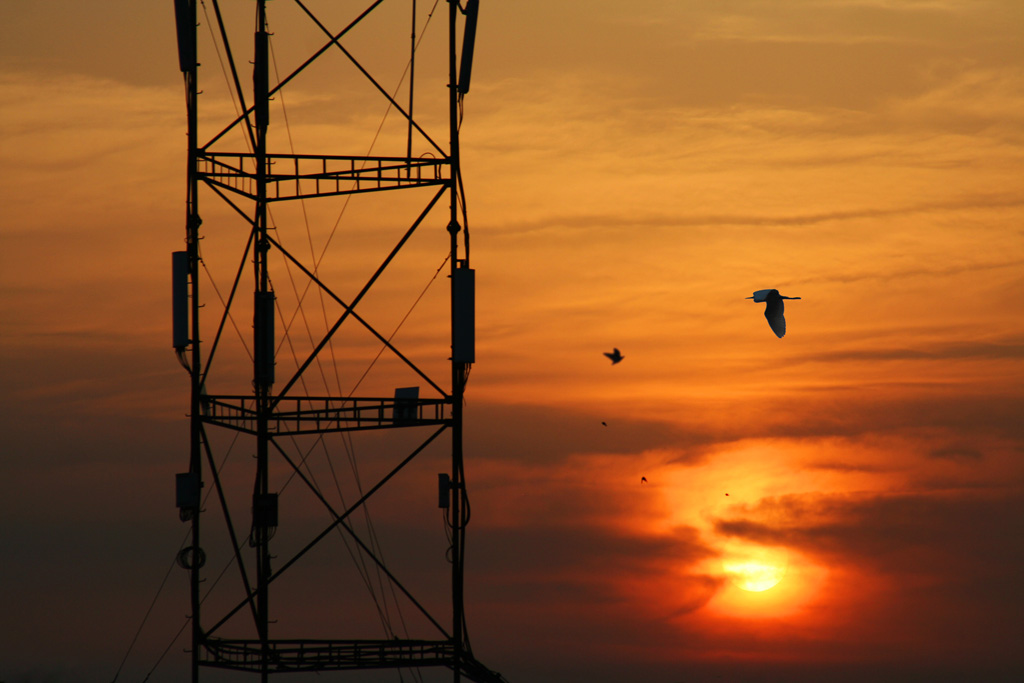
<box><xmin>200</xmin><ymin>637</ymin><xmax>453</xmax><ymax>672</ymax></box>
<box><xmin>198</xmin><ymin>152</ymin><xmax>449</xmax><ymax>200</ymax></box>
<box><xmin>199</xmin><ymin>637</ymin><xmax>508</xmax><ymax>682</ymax></box>
<box><xmin>200</xmin><ymin>395</ymin><xmax>450</xmax><ymax>435</ymax></box>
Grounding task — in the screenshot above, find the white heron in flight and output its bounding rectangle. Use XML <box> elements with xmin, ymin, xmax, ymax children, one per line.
<box><xmin>747</xmin><ymin>289</ymin><xmax>801</xmax><ymax>338</ymax></box>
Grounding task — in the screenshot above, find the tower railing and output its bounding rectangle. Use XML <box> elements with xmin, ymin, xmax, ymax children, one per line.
<box><xmin>200</xmin><ymin>394</ymin><xmax>450</xmax><ymax>435</ymax></box>
<box><xmin>198</xmin><ymin>151</ymin><xmax>449</xmax><ymax>201</ymax></box>
<box><xmin>200</xmin><ymin>637</ymin><xmax>506</xmax><ymax>681</ymax></box>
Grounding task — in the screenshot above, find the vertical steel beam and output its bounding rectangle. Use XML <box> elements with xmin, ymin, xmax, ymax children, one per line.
<box><xmin>180</xmin><ymin>0</ymin><xmax>202</xmax><ymax>678</ymax></box>
<box><xmin>253</xmin><ymin>4</ymin><xmax>272</xmax><ymax>683</ymax></box>
<box><xmin>407</xmin><ymin>0</ymin><xmax>416</xmax><ymax>166</ymax></box>
<box><xmin>447</xmin><ymin>3</ymin><xmax>464</xmax><ymax>681</ymax></box>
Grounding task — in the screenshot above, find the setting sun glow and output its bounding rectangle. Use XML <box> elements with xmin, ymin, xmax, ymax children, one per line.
<box><xmin>722</xmin><ymin>545</ymin><xmax>789</xmax><ymax>592</ymax></box>
<box><xmin>724</xmin><ymin>559</ymin><xmax>786</xmax><ymax>592</ymax></box>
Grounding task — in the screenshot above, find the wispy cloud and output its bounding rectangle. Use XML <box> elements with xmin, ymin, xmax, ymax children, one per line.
<box><xmin>714</xmin><ymin>489</ymin><xmax>1024</xmax><ymax>578</ymax></box>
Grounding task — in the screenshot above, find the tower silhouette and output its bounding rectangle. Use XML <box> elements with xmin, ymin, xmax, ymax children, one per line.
<box><xmin>171</xmin><ymin>1</ymin><xmax>499</xmax><ymax>681</ymax></box>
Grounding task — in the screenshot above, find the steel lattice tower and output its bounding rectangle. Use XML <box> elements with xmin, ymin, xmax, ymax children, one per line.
<box><xmin>171</xmin><ymin>2</ymin><xmax>499</xmax><ymax>681</ymax></box>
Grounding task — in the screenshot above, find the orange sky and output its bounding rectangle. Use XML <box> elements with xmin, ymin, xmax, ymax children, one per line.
<box><xmin>1</xmin><ymin>2</ymin><xmax>1023</xmax><ymax>682</ymax></box>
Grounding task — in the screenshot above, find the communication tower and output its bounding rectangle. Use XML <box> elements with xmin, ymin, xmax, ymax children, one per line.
<box><xmin>171</xmin><ymin>1</ymin><xmax>499</xmax><ymax>681</ymax></box>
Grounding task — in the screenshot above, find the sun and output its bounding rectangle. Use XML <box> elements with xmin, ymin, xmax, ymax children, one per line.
<box><xmin>722</xmin><ymin>545</ymin><xmax>789</xmax><ymax>592</ymax></box>
<box><xmin>723</xmin><ymin>558</ymin><xmax>787</xmax><ymax>592</ymax></box>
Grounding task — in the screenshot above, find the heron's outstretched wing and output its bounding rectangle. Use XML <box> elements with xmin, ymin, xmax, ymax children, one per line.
<box><xmin>765</xmin><ymin>297</ymin><xmax>786</xmax><ymax>338</ymax></box>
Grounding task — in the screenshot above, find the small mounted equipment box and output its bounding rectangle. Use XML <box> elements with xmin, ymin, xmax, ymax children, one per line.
<box><xmin>393</xmin><ymin>386</ymin><xmax>420</xmax><ymax>425</ymax></box>
<box><xmin>452</xmin><ymin>263</ymin><xmax>475</xmax><ymax>363</ymax></box>
<box><xmin>172</xmin><ymin>251</ymin><xmax>189</xmax><ymax>350</ymax></box>
<box><xmin>176</xmin><ymin>471</ymin><xmax>200</xmax><ymax>510</ymax></box>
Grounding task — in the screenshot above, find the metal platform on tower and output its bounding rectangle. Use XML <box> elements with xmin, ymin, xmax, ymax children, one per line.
<box><xmin>199</xmin><ymin>638</ymin><xmax>504</xmax><ymax>681</ymax></box>
<box><xmin>201</xmin><ymin>395</ymin><xmax>451</xmax><ymax>435</ymax></box>
<box><xmin>198</xmin><ymin>152</ymin><xmax>449</xmax><ymax>200</ymax></box>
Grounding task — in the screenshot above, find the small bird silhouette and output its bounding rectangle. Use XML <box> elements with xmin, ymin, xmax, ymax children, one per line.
<box><xmin>746</xmin><ymin>289</ymin><xmax>801</xmax><ymax>338</ymax></box>
<box><xmin>604</xmin><ymin>348</ymin><xmax>624</xmax><ymax>364</ymax></box>
<box><xmin>601</xmin><ymin>421</ymin><xmax>608</xmax><ymax>427</ymax></box>
<box><xmin>641</xmin><ymin>476</ymin><xmax>647</xmax><ymax>484</ymax></box>
<box><xmin>725</xmin><ymin>493</ymin><xmax>729</xmax><ymax>496</ymax></box>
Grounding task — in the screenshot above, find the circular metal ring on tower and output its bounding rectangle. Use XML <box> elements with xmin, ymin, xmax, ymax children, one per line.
<box><xmin>177</xmin><ymin>546</ymin><xmax>207</xmax><ymax>570</ymax></box>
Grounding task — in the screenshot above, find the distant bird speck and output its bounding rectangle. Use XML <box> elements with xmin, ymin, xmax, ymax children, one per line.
<box><xmin>604</xmin><ymin>348</ymin><xmax>624</xmax><ymax>364</ymax></box>
<box><xmin>746</xmin><ymin>289</ymin><xmax>801</xmax><ymax>338</ymax></box>
<box><xmin>641</xmin><ymin>476</ymin><xmax>647</xmax><ymax>484</ymax></box>
<box><xmin>725</xmin><ymin>493</ymin><xmax>729</xmax><ymax>496</ymax></box>
<box><xmin>601</xmin><ymin>421</ymin><xmax>608</xmax><ymax>427</ymax></box>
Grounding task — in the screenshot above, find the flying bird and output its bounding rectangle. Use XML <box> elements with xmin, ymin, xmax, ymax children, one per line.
<box><xmin>604</xmin><ymin>348</ymin><xmax>624</xmax><ymax>364</ymax></box>
<box><xmin>641</xmin><ymin>476</ymin><xmax>647</xmax><ymax>484</ymax></box>
<box><xmin>746</xmin><ymin>289</ymin><xmax>801</xmax><ymax>338</ymax></box>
